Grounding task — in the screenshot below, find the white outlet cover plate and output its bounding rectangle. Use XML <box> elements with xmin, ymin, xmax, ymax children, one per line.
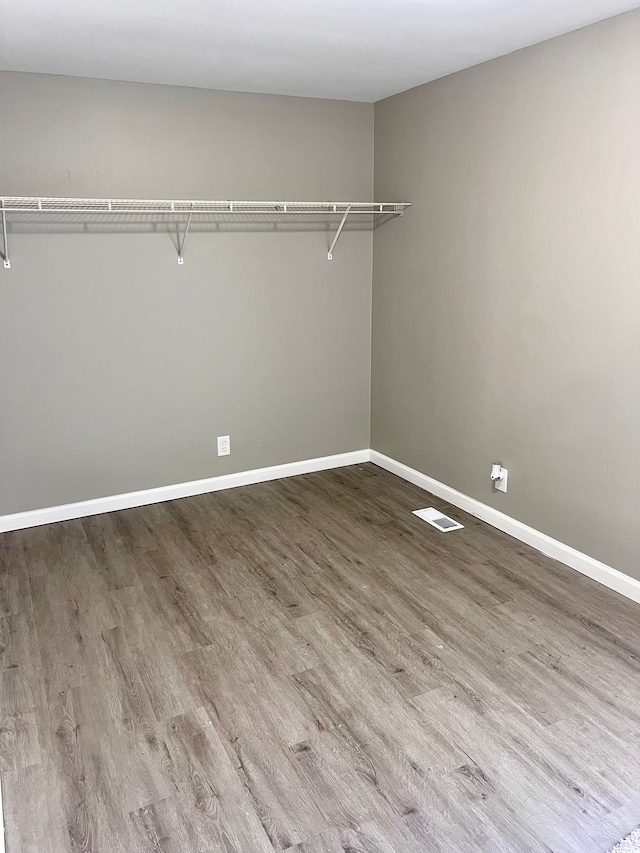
<box><xmin>495</xmin><ymin>468</ymin><xmax>508</xmax><ymax>493</ymax></box>
<box><xmin>412</xmin><ymin>507</ymin><xmax>464</xmax><ymax>532</ymax></box>
<box><xmin>217</xmin><ymin>435</ymin><xmax>231</xmax><ymax>456</ymax></box>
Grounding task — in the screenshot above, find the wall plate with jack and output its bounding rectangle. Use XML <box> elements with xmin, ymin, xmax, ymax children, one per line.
<box><xmin>491</xmin><ymin>463</ymin><xmax>508</xmax><ymax>493</ymax></box>
<box><xmin>217</xmin><ymin>435</ymin><xmax>230</xmax><ymax>456</ymax></box>
<box><xmin>495</xmin><ymin>468</ymin><xmax>508</xmax><ymax>492</ymax></box>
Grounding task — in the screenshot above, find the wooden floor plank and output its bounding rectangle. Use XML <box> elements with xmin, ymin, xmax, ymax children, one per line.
<box><xmin>0</xmin><ymin>463</ymin><xmax>638</xmax><ymax>851</ymax></box>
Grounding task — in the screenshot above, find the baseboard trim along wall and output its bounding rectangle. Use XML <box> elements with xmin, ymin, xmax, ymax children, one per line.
<box><xmin>370</xmin><ymin>450</ymin><xmax>640</xmax><ymax>606</ymax></box>
<box><xmin>1</xmin><ymin>447</ymin><xmax>637</xmax><ymax>607</ymax></box>
<box><xmin>0</xmin><ymin>450</ymin><xmax>370</xmax><ymax>534</ymax></box>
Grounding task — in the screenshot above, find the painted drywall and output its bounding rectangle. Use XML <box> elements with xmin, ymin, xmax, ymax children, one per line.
<box><xmin>372</xmin><ymin>9</ymin><xmax>640</xmax><ymax>579</ymax></box>
<box><xmin>0</xmin><ymin>72</ymin><xmax>373</xmax><ymax>514</ymax></box>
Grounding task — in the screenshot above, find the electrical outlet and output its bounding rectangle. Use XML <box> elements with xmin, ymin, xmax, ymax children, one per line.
<box><xmin>495</xmin><ymin>467</ymin><xmax>508</xmax><ymax>493</ymax></box>
<box><xmin>217</xmin><ymin>435</ymin><xmax>230</xmax><ymax>456</ymax></box>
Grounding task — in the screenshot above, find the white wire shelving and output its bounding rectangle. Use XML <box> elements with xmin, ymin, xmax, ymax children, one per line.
<box><xmin>0</xmin><ymin>197</ymin><xmax>411</xmax><ymax>267</ymax></box>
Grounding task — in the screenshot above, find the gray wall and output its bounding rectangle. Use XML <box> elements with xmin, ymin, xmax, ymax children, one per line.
<box><xmin>373</xmin><ymin>10</ymin><xmax>640</xmax><ymax>579</ymax></box>
<box><xmin>0</xmin><ymin>72</ymin><xmax>373</xmax><ymax>514</ymax></box>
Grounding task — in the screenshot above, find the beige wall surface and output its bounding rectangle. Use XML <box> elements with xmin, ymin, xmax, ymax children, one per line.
<box><xmin>373</xmin><ymin>10</ymin><xmax>640</xmax><ymax>579</ymax></box>
<box><xmin>0</xmin><ymin>72</ymin><xmax>373</xmax><ymax>514</ymax></box>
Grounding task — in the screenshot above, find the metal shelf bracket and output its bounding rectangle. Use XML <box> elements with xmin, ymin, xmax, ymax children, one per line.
<box><xmin>327</xmin><ymin>204</ymin><xmax>352</xmax><ymax>261</ymax></box>
<box><xmin>1</xmin><ymin>203</ymin><xmax>10</xmax><ymax>269</ymax></box>
<box><xmin>177</xmin><ymin>202</ymin><xmax>194</xmax><ymax>265</ymax></box>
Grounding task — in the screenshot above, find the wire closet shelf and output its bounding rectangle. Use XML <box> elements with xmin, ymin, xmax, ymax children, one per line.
<box><xmin>0</xmin><ymin>197</ymin><xmax>411</xmax><ymax>267</ymax></box>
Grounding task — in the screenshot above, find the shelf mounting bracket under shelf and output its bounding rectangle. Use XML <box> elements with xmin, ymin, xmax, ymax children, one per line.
<box><xmin>177</xmin><ymin>202</ymin><xmax>194</xmax><ymax>265</ymax></box>
<box><xmin>1</xmin><ymin>203</ymin><xmax>10</xmax><ymax>269</ymax></box>
<box><xmin>327</xmin><ymin>204</ymin><xmax>352</xmax><ymax>261</ymax></box>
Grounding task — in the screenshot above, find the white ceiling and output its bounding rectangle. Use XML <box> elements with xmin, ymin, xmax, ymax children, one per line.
<box><xmin>2</xmin><ymin>0</ymin><xmax>639</xmax><ymax>102</ymax></box>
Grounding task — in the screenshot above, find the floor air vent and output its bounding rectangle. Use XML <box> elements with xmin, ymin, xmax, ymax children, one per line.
<box><xmin>412</xmin><ymin>507</ymin><xmax>464</xmax><ymax>532</ymax></box>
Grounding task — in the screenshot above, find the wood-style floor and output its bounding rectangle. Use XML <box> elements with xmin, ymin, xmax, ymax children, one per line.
<box><xmin>1</xmin><ymin>463</ymin><xmax>639</xmax><ymax>852</ymax></box>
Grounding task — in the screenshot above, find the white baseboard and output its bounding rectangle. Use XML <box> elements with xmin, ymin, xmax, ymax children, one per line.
<box><xmin>0</xmin><ymin>449</ymin><xmax>370</xmax><ymax>534</ymax></box>
<box><xmin>2</xmin><ymin>446</ymin><xmax>638</xmax><ymax>608</ymax></box>
<box><xmin>370</xmin><ymin>450</ymin><xmax>640</xmax><ymax>606</ymax></box>
<box><xmin>0</xmin><ymin>772</ymin><xmax>4</xmax><ymax>853</ymax></box>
